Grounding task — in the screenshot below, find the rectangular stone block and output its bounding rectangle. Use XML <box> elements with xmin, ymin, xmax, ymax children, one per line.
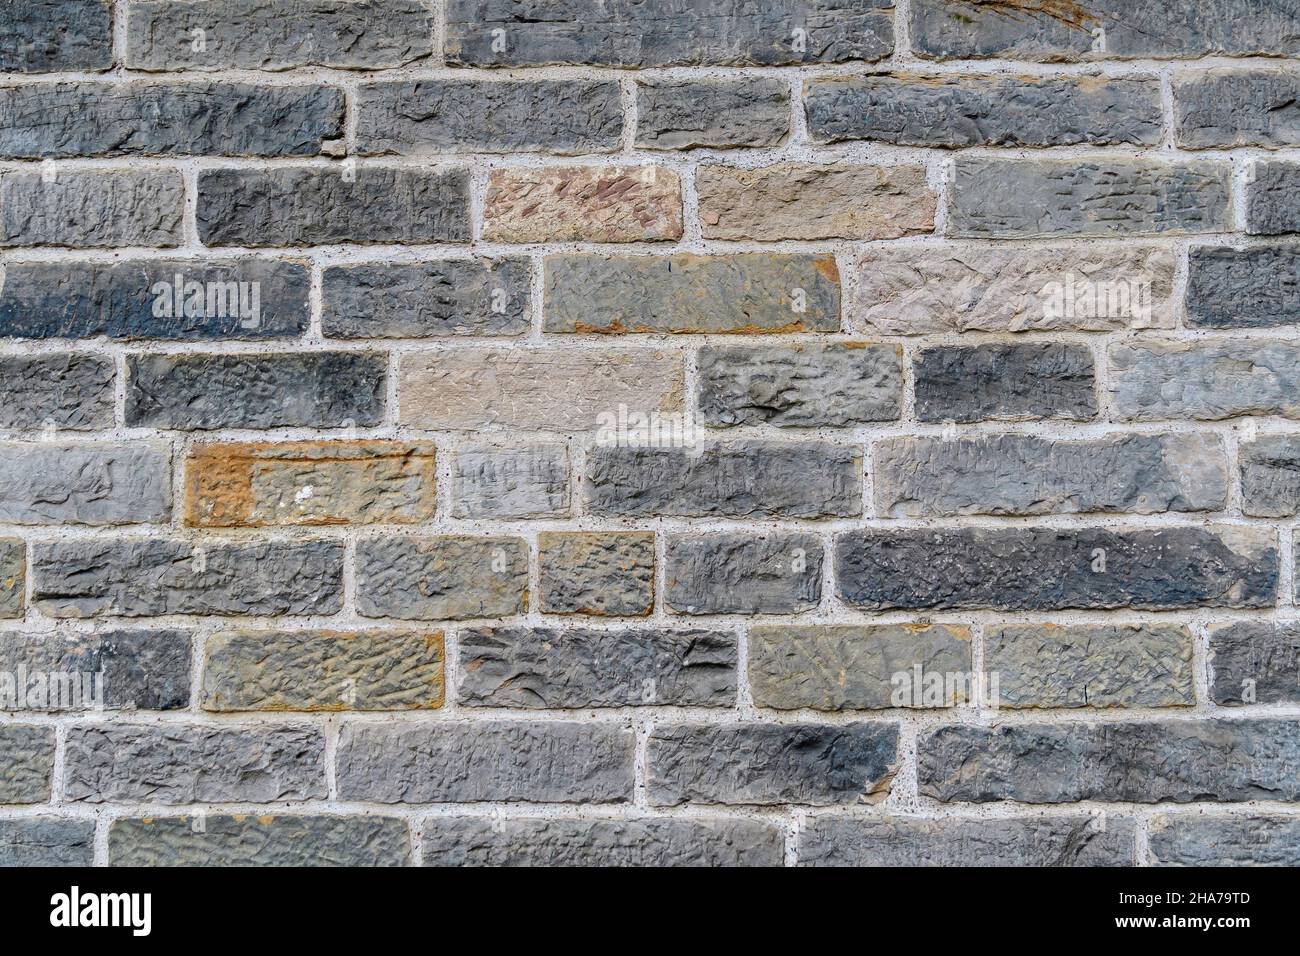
<box><xmin>948</xmin><ymin>159</ymin><xmax>1231</xmax><ymax>238</ymax></box>
<box><xmin>126</xmin><ymin>352</ymin><xmax>386</xmax><ymax>430</ymax></box>
<box><xmin>1247</xmin><ymin>161</ymin><xmax>1300</xmax><ymax>235</ymax></box>
<box><xmin>873</xmin><ymin>433</ymin><xmax>1227</xmax><ymax>516</ymax></box>
<box><xmin>1242</xmin><ymin>436</ymin><xmax>1300</xmax><ymax>517</ymax></box>
<box><xmin>184</xmin><ymin>441</ymin><xmax>437</xmax><ymax>527</ymax></box>
<box><xmin>913</xmin><ymin>343</ymin><xmax>1096</xmax><ymax>422</ymax></box>
<box><xmin>458</xmin><ymin>626</ymin><xmax>736</xmax><ymax>708</ymax></box>
<box><xmin>1109</xmin><ymin>340</ymin><xmax>1300</xmax><ymax>420</ymax></box>
<box><xmin>1149</xmin><ymin>815</ymin><xmax>1300</xmax><ymax>866</ymax></box>
<box><xmin>336</xmin><ymin>721</ymin><xmax>635</xmax><ymax>803</ymax></box>
<box><xmin>64</xmin><ymin>725</ymin><xmax>327</xmax><ymax>803</ymax></box>
<box><xmin>0</xmin><ymin>540</ymin><xmax>23</xmax><ymax>619</ymax></box>
<box><xmin>1</xmin><ymin>0</ymin><xmax>112</xmax><ymax>72</ymax></box>
<box><xmin>635</xmin><ymin>78</ymin><xmax>790</xmax><ymax>150</ymax></box>
<box><xmin>1186</xmin><ymin>245</ymin><xmax>1300</xmax><ymax>329</ymax></box>
<box><xmin>987</xmin><ymin>624</ymin><xmax>1195</xmax><ymax>708</ymax></box>
<box><xmin>321</xmin><ymin>259</ymin><xmax>530</xmax><ymax>338</ymax></box>
<box><xmin>0</xmin><ymin>725</ymin><xmax>55</xmax><ymax>804</ymax></box>
<box><xmin>585</xmin><ymin>443</ymin><xmax>862</xmax><ymax>518</ymax></box>
<box><xmin>665</xmin><ymin>533</ymin><xmax>823</xmax><ymax>615</ymax></box>
<box><xmin>749</xmin><ymin>624</ymin><xmax>972</xmax><ymax>711</ymax></box>
<box><xmin>1175</xmin><ymin>70</ymin><xmax>1300</xmax><ymax>148</ymax></box>
<box><xmin>835</xmin><ymin>526</ymin><xmax>1277</xmax><ymax>611</ymax></box>
<box><xmin>0</xmin><ymin>354</ymin><xmax>114</xmax><ymax>430</ymax></box>
<box><xmin>1209</xmin><ymin>622</ymin><xmax>1300</xmax><ymax>706</ymax></box>
<box><xmin>538</xmin><ymin>532</ymin><xmax>654</xmax><ymax>616</ymax></box>
<box><xmin>647</xmin><ymin>722</ymin><xmax>898</xmax><ymax>806</ymax></box>
<box><xmin>698</xmin><ymin>163</ymin><xmax>934</xmax><ymax>241</ymax></box>
<box><xmin>544</xmin><ymin>253</ymin><xmax>840</xmax><ymax>334</ymax></box>
<box><xmin>32</xmin><ymin>538</ymin><xmax>344</xmax><ymax>618</ymax></box>
<box><xmin>483</xmin><ymin>165</ymin><xmax>682</xmax><ymax>243</ymax></box>
<box><xmin>355</xmin><ymin>536</ymin><xmax>528</xmax><ymax>621</ymax></box>
<box><xmin>0</xmin><ymin>818</ymin><xmax>94</xmax><ymax>866</ymax></box>
<box><xmin>398</xmin><ymin>348</ymin><xmax>682</xmax><ymax>431</ymax></box>
<box><xmin>919</xmin><ymin>719</ymin><xmax>1300</xmax><ymax>803</ymax></box>
<box><xmin>452</xmin><ymin>444</ymin><xmax>570</xmax><ymax>518</ymax></box>
<box><xmin>202</xmin><ymin>629</ymin><xmax>444</xmax><ymax>711</ymax></box>
<box><xmin>0</xmin><ymin>442</ymin><xmax>171</xmax><ymax>525</ymax></box>
<box><xmin>1</xmin><ymin>168</ymin><xmax>184</xmax><ymax>248</ymax></box>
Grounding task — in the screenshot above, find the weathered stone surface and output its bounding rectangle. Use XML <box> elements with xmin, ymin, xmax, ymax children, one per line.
<box><xmin>919</xmin><ymin>719</ymin><xmax>1300</xmax><ymax>803</ymax></box>
<box><xmin>1109</xmin><ymin>340</ymin><xmax>1300</xmax><ymax>420</ymax></box>
<box><xmin>697</xmin><ymin>163</ymin><xmax>934</xmax><ymax>240</ymax></box>
<box><xmin>1149</xmin><ymin>815</ymin><xmax>1300</xmax><ymax>866</ymax></box>
<box><xmin>1175</xmin><ymin>70</ymin><xmax>1300</xmax><ymax>148</ymax></box>
<box><xmin>184</xmin><ymin>441</ymin><xmax>437</xmax><ymax>527</ymax></box>
<box><xmin>198</xmin><ymin>166</ymin><xmax>470</xmax><ymax>246</ymax></box>
<box><xmin>423</xmin><ymin>817</ymin><xmax>781</xmax><ymax>866</ymax></box>
<box><xmin>0</xmin><ymin>0</ymin><xmax>112</xmax><ymax>72</ymax></box>
<box><xmin>1209</xmin><ymin>622</ymin><xmax>1300</xmax><ymax>706</ymax></box>
<box><xmin>0</xmin><ymin>818</ymin><xmax>94</xmax><ymax>866</ymax></box>
<box><xmin>835</xmin><ymin>526</ymin><xmax>1277</xmax><ymax>611</ymax></box>
<box><xmin>126</xmin><ymin>352</ymin><xmax>386</xmax><ymax>430</ymax></box>
<box><xmin>458</xmin><ymin>627</ymin><xmax>736</xmax><ymax>708</ymax></box>
<box><xmin>0</xmin><ymin>259</ymin><xmax>310</xmax><ymax>340</ymax></box>
<box><xmin>635</xmin><ymin>79</ymin><xmax>790</xmax><ymax>149</ymax></box>
<box><xmin>948</xmin><ymin>159</ymin><xmax>1231</xmax><ymax>238</ymax></box>
<box><xmin>321</xmin><ymin>259</ymin><xmax>529</xmax><ymax>338</ymax></box>
<box><xmin>357</xmin><ymin>80</ymin><xmax>622</xmax><ymax>154</ymax></box>
<box><xmin>355</xmin><ymin>536</ymin><xmax>528</xmax><ymax>620</ymax></box>
<box><xmin>987</xmin><ymin>624</ymin><xmax>1195</xmax><ymax>708</ymax></box>
<box><xmin>0</xmin><ymin>354</ymin><xmax>115</xmax><ymax>430</ymax></box>
<box><xmin>807</xmin><ymin>73</ymin><xmax>1160</xmax><ymax>147</ymax></box>
<box><xmin>32</xmin><ymin>538</ymin><xmax>344</xmax><ymax>618</ymax></box>
<box><xmin>697</xmin><ymin>342</ymin><xmax>901</xmax><ymax>426</ymax></box>
<box><xmin>126</xmin><ymin>0</ymin><xmax>434</xmax><ymax>70</ymax></box>
<box><xmin>0</xmin><ymin>168</ymin><xmax>184</xmax><ymax>248</ymax></box>
<box><xmin>0</xmin><ymin>540</ymin><xmax>23</xmax><ymax>619</ymax></box>
<box><xmin>874</xmin><ymin>434</ymin><xmax>1227</xmax><ymax>516</ymax></box>
<box><xmin>538</xmin><ymin>532</ymin><xmax>655</xmax><ymax>616</ymax></box>
<box><xmin>585</xmin><ymin>443</ymin><xmax>861</xmax><ymax>518</ymax></box>
<box><xmin>799</xmin><ymin>815</ymin><xmax>1135</xmax><ymax>866</ymax></box>
<box><xmin>0</xmin><ymin>629</ymin><xmax>192</xmax><ymax>711</ymax></box>
<box><xmin>1186</xmin><ymin>244</ymin><xmax>1300</xmax><ymax>329</ymax></box>
<box><xmin>65</xmin><ymin>725</ymin><xmax>327</xmax><ymax>803</ymax></box>
<box><xmin>856</xmin><ymin>245</ymin><xmax>1176</xmax><ymax>334</ymax></box>
<box><xmin>665</xmin><ymin>533</ymin><xmax>823</xmax><ymax>615</ymax></box>
<box><xmin>749</xmin><ymin>624</ymin><xmax>972</xmax><ymax>711</ymax></box>
<box><xmin>110</xmin><ymin>815</ymin><xmax>411</xmax><ymax>866</ymax></box>
<box><xmin>913</xmin><ymin>343</ymin><xmax>1096</xmax><ymax>422</ymax></box>
<box><xmin>336</xmin><ymin>721</ymin><xmax>635</xmax><ymax>803</ymax></box>
<box><xmin>544</xmin><ymin>253</ymin><xmax>840</xmax><ymax>333</ymax></box>
<box><xmin>398</xmin><ymin>348</ymin><xmax>682</xmax><ymax>431</ymax></box>
<box><xmin>647</xmin><ymin>722</ymin><xmax>898</xmax><ymax>806</ymax></box>
<box><xmin>0</xmin><ymin>442</ymin><xmax>171</xmax><ymax>525</ymax></box>
<box><xmin>1247</xmin><ymin>161</ymin><xmax>1300</xmax><ymax>235</ymax></box>
<box><xmin>203</xmin><ymin>630</ymin><xmax>444</xmax><ymax>711</ymax></box>
<box><xmin>0</xmin><ymin>82</ymin><xmax>344</xmax><ymax>158</ymax></box>
<box><xmin>445</xmin><ymin>0</ymin><xmax>894</xmax><ymax>66</ymax></box>
<box><xmin>0</xmin><ymin>725</ymin><xmax>55</xmax><ymax>803</ymax></box>
<box><xmin>1241</xmin><ymin>436</ymin><xmax>1300</xmax><ymax>517</ymax></box>
<box><xmin>485</xmin><ymin>165</ymin><xmax>683</xmax><ymax>243</ymax></box>
<box><xmin>452</xmin><ymin>445</ymin><xmax>570</xmax><ymax>518</ymax></box>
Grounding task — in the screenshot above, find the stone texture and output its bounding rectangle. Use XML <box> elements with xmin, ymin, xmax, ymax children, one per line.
<box><xmin>355</xmin><ymin>536</ymin><xmax>528</xmax><ymax>620</ymax></box>
<box><xmin>398</xmin><ymin>348</ymin><xmax>682</xmax><ymax>431</ymax></box>
<box><xmin>1149</xmin><ymin>815</ymin><xmax>1300</xmax><ymax>866</ymax></box>
<box><xmin>807</xmin><ymin>73</ymin><xmax>1160</xmax><ymax>147</ymax></box>
<box><xmin>202</xmin><ymin>630</ymin><xmax>444</xmax><ymax>711</ymax></box>
<box><xmin>538</xmin><ymin>532</ymin><xmax>655</xmax><ymax>616</ymax></box>
<box><xmin>458</xmin><ymin>627</ymin><xmax>736</xmax><ymax>708</ymax></box>
<box><xmin>1209</xmin><ymin>622</ymin><xmax>1300</xmax><ymax>706</ymax></box>
<box><xmin>484</xmin><ymin>165</ymin><xmax>682</xmax><ymax>243</ymax></box>
<box><xmin>799</xmin><ymin>816</ymin><xmax>1135</xmax><ymax>866</ymax></box>
<box><xmin>544</xmin><ymin>253</ymin><xmax>841</xmax><ymax>334</ymax></box>
<box><xmin>919</xmin><ymin>719</ymin><xmax>1300</xmax><ymax>803</ymax></box>
<box><xmin>1186</xmin><ymin>244</ymin><xmax>1300</xmax><ymax>329</ymax></box>
<box><xmin>697</xmin><ymin>342</ymin><xmax>902</xmax><ymax>427</ymax></box>
<box><xmin>913</xmin><ymin>343</ymin><xmax>1096</xmax><ymax>422</ymax></box>
<box><xmin>423</xmin><ymin>817</ymin><xmax>781</xmax><ymax>866</ymax></box>
<box><xmin>0</xmin><ymin>0</ymin><xmax>112</xmax><ymax>72</ymax></box>
<box><xmin>109</xmin><ymin>815</ymin><xmax>411</xmax><ymax>866</ymax></box>
<box><xmin>585</xmin><ymin>443</ymin><xmax>861</xmax><ymax>518</ymax></box>
<box><xmin>1175</xmin><ymin>70</ymin><xmax>1300</xmax><ymax>148</ymax></box>
<box><xmin>0</xmin><ymin>354</ymin><xmax>115</xmax><ymax>430</ymax></box>
<box><xmin>0</xmin><ymin>540</ymin><xmax>23</xmax><ymax>619</ymax></box>
<box><xmin>948</xmin><ymin>159</ymin><xmax>1232</xmax><ymax>238</ymax></box>
<box><xmin>32</xmin><ymin>538</ymin><xmax>344</xmax><ymax>618</ymax></box>
<box><xmin>452</xmin><ymin>445</ymin><xmax>570</xmax><ymax>518</ymax></box>
<box><xmin>321</xmin><ymin>259</ymin><xmax>530</xmax><ymax>338</ymax></box>
<box><xmin>0</xmin><ymin>442</ymin><xmax>172</xmax><ymax>525</ymax></box>
<box><xmin>1241</xmin><ymin>435</ymin><xmax>1300</xmax><ymax>517</ymax></box>
<box><xmin>336</xmin><ymin>721</ymin><xmax>635</xmax><ymax>803</ymax></box>
<box><xmin>0</xmin><ymin>725</ymin><xmax>55</xmax><ymax>803</ymax></box>
<box><xmin>635</xmin><ymin>79</ymin><xmax>790</xmax><ymax>149</ymax></box>
<box><xmin>0</xmin><ymin>818</ymin><xmax>95</xmax><ymax>866</ymax></box>
<box><xmin>748</xmin><ymin>624</ymin><xmax>973</xmax><ymax>711</ymax></box>
<box><xmin>1109</xmin><ymin>340</ymin><xmax>1300</xmax><ymax>420</ymax></box>
<box><xmin>665</xmin><ymin>533</ymin><xmax>823</xmax><ymax>615</ymax></box>
<box><xmin>64</xmin><ymin>725</ymin><xmax>327</xmax><ymax>804</ymax></box>
<box><xmin>0</xmin><ymin>168</ymin><xmax>184</xmax><ymax>248</ymax></box>
<box><xmin>987</xmin><ymin>624</ymin><xmax>1195</xmax><ymax>708</ymax></box>
<box><xmin>1247</xmin><ymin>161</ymin><xmax>1300</xmax><ymax>235</ymax></box>
<box><xmin>647</xmin><ymin>722</ymin><xmax>899</xmax><ymax>806</ymax></box>
<box><xmin>697</xmin><ymin>162</ymin><xmax>934</xmax><ymax>240</ymax></box>
<box><xmin>835</xmin><ymin>526</ymin><xmax>1277</xmax><ymax>611</ymax></box>
<box><xmin>184</xmin><ymin>441</ymin><xmax>437</xmax><ymax>527</ymax></box>
<box><xmin>873</xmin><ymin>433</ymin><xmax>1227</xmax><ymax>516</ymax></box>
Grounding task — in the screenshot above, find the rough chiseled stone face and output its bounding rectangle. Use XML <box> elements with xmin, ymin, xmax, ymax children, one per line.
<box><xmin>1</xmin><ymin>168</ymin><xmax>185</xmax><ymax>247</ymax></box>
<box><xmin>109</xmin><ymin>815</ymin><xmax>411</xmax><ymax>867</ymax></box>
<box><xmin>0</xmin><ymin>0</ymin><xmax>112</xmax><ymax>72</ymax></box>
<box><xmin>913</xmin><ymin>343</ymin><xmax>1097</xmax><ymax>422</ymax></box>
<box><xmin>1247</xmin><ymin>161</ymin><xmax>1300</xmax><ymax>235</ymax></box>
<box><xmin>664</xmin><ymin>533</ymin><xmax>824</xmax><ymax>615</ymax></box>
<box><xmin>1241</xmin><ymin>435</ymin><xmax>1300</xmax><ymax>516</ymax></box>
<box><xmin>451</xmin><ymin>445</ymin><xmax>570</xmax><ymax>518</ymax></box>
<box><xmin>0</xmin><ymin>355</ymin><xmax>115</xmax><ymax>429</ymax></box>
<box><xmin>1175</xmin><ymin>70</ymin><xmax>1300</xmax><ymax>148</ymax></box>
<box><xmin>458</xmin><ymin>627</ymin><xmax>736</xmax><ymax>708</ymax></box>
<box><xmin>1109</xmin><ymin>340</ymin><xmax>1300</xmax><ymax>420</ymax></box>
<box><xmin>484</xmin><ymin>166</ymin><xmax>683</xmax><ymax>243</ymax></box>
<box><xmin>0</xmin><ymin>818</ymin><xmax>95</xmax><ymax>867</ymax></box>
<box><xmin>635</xmin><ymin>79</ymin><xmax>790</xmax><ymax>149</ymax></box>
<box><xmin>0</xmin><ymin>442</ymin><xmax>172</xmax><ymax>525</ymax></box>
<box><xmin>538</xmin><ymin>532</ymin><xmax>655</xmax><ymax>616</ymax></box>
<box><xmin>0</xmin><ymin>539</ymin><xmax>23</xmax><ymax>619</ymax></box>
<box><xmin>1209</xmin><ymin>622</ymin><xmax>1300</xmax><ymax>706</ymax></box>
<box><xmin>355</xmin><ymin>536</ymin><xmax>528</xmax><ymax>620</ymax></box>
<box><xmin>0</xmin><ymin>725</ymin><xmax>55</xmax><ymax>804</ymax></box>
<box><xmin>1186</xmin><ymin>245</ymin><xmax>1300</xmax><ymax>329</ymax></box>
<box><xmin>1149</xmin><ymin>816</ymin><xmax>1300</xmax><ymax>866</ymax></box>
